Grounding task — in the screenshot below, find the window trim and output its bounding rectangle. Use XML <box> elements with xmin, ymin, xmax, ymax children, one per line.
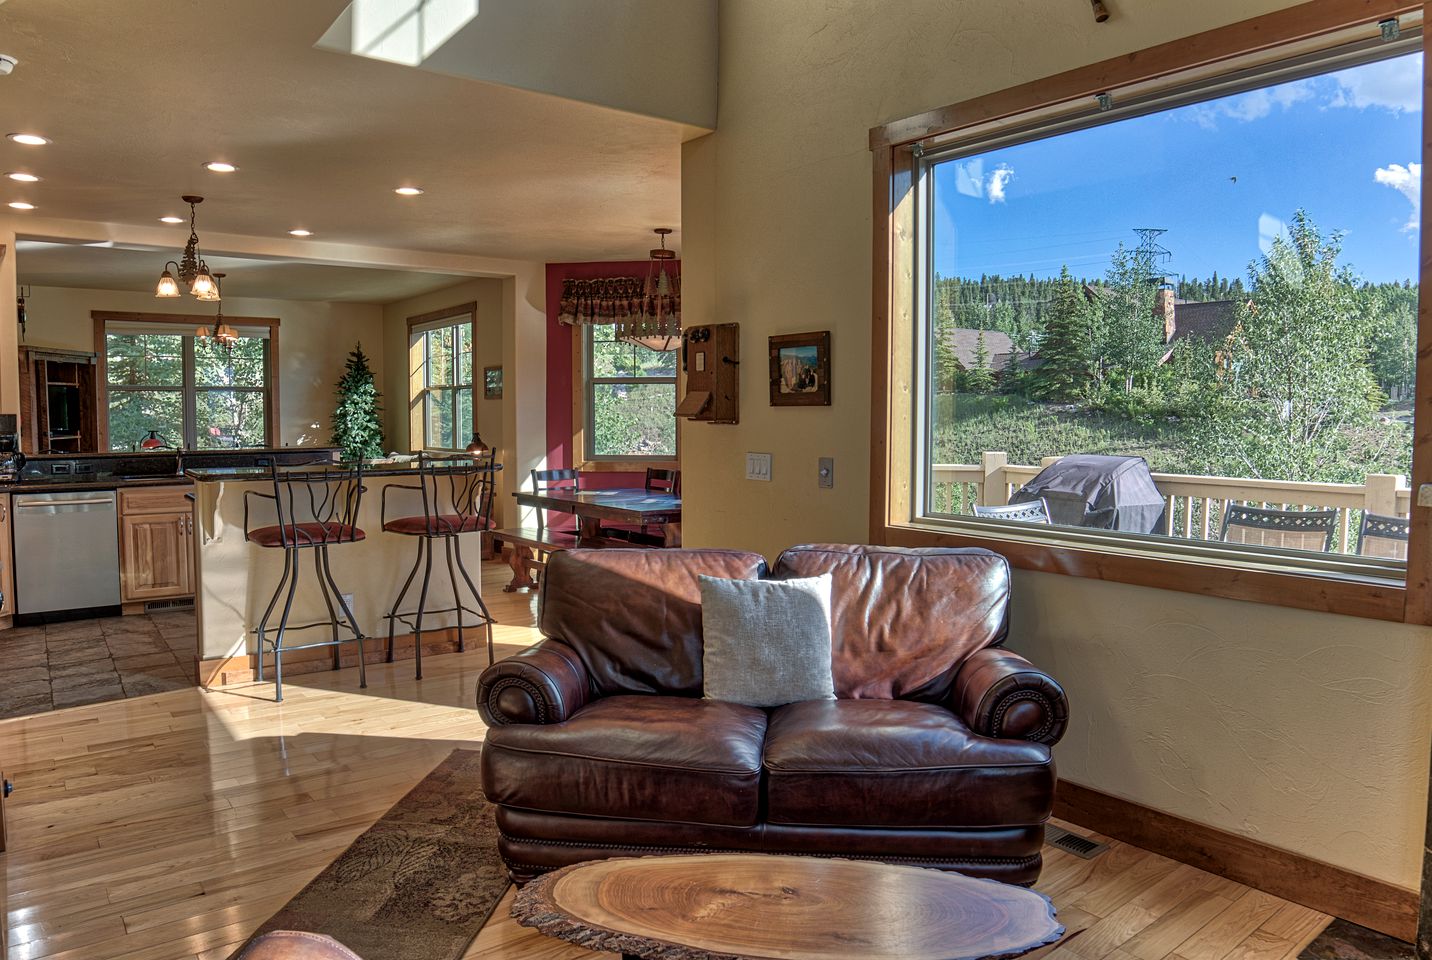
<box><xmin>868</xmin><ymin>0</ymin><xmax>1431</xmax><ymax>624</ymax></box>
<box><xmin>92</xmin><ymin>311</ymin><xmax>279</xmax><ymax>451</ymax></box>
<box><xmin>572</xmin><ymin>324</ymin><xmax>679</xmax><ymax>472</ymax></box>
<box><xmin>406</xmin><ymin>302</ymin><xmax>477</xmax><ymax>453</ymax></box>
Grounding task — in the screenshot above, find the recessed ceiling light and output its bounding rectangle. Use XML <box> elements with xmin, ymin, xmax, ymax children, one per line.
<box><xmin>288</xmin><ymin>229</ymin><xmax>313</xmax><ymax>237</ymax></box>
<box><xmin>394</xmin><ymin>186</ymin><xmax>424</xmax><ymax>196</ymax></box>
<box><xmin>204</xmin><ymin>161</ymin><xmax>238</xmax><ymax>173</ymax></box>
<box><xmin>159</xmin><ymin>216</ymin><xmax>185</xmax><ymax>224</ymax></box>
<box><xmin>8</xmin><ymin>201</ymin><xmax>35</xmax><ymax>210</ymax></box>
<box><xmin>5</xmin><ymin>172</ymin><xmax>40</xmax><ymax>183</ymax></box>
<box><xmin>6</xmin><ymin>133</ymin><xmax>49</xmax><ymax>146</ymax></box>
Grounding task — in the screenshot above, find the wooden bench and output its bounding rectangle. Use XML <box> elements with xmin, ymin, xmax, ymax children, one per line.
<box><xmin>488</xmin><ymin>526</ymin><xmax>583</xmax><ymax>593</ymax></box>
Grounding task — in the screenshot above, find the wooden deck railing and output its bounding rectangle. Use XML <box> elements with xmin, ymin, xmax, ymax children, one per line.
<box><xmin>931</xmin><ymin>452</ymin><xmax>1411</xmax><ymax>555</ymax></box>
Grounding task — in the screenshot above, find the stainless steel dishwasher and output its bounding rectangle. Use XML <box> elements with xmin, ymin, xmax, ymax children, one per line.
<box><xmin>13</xmin><ymin>490</ymin><xmax>122</xmax><ymax>614</ymax></box>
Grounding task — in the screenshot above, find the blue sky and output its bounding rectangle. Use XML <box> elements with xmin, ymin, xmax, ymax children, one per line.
<box><xmin>932</xmin><ymin>52</ymin><xmax>1422</xmax><ymax>286</ymax></box>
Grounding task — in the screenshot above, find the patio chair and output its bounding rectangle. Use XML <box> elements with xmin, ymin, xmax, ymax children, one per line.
<box><xmin>1219</xmin><ymin>504</ymin><xmax>1336</xmax><ymax>553</ymax></box>
<box><xmin>1357</xmin><ymin>512</ymin><xmax>1411</xmax><ymax>560</ymax></box>
<box><xmin>973</xmin><ymin>498</ymin><xmax>1051</xmax><ymax>524</ymax></box>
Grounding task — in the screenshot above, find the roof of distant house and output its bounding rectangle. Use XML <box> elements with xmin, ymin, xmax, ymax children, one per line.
<box><xmin>946</xmin><ymin>328</ymin><xmax>1020</xmax><ymax>371</ymax></box>
<box><xmin>1171</xmin><ymin>299</ymin><xmax>1240</xmax><ymax>344</ymax></box>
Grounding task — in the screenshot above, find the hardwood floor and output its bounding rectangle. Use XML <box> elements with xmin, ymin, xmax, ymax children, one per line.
<box><xmin>0</xmin><ymin>561</ymin><xmax>1331</xmax><ymax>960</ymax></box>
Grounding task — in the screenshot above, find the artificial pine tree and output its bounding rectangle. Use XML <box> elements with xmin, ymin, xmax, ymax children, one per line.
<box><xmin>332</xmin><ymin>342</ymin><xmax>385</xmax><ymax>460</ymax></box>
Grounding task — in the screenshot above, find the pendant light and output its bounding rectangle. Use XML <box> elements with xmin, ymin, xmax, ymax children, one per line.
<box><xmin>156</xmin><ymin>195</ymin><xmax>221</xmax><ymax>301</ymax></box>
<box><xmin>195</xmin><ymin>273</ymin><xmax>239</xmax><ymax>356</ymax></box>
<box><xmin>615</xmin><ymin>228</ymin><xmax>681</xmax><ymax>352</ymax></box>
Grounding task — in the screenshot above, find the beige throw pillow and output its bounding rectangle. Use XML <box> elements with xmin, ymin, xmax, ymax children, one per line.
<box><xmin>698</xmin><ymin>573</ymin><xmax>836</xmax><ymax>708</ymax></box>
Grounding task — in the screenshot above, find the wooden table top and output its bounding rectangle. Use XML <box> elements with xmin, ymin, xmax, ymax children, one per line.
<box><xmin>512</xmin><ymin>487</ymin><xmax>681</xmax><ymax>523</ymax></box>
<box><xmin>511</xmin><ymin>853</ymin><xmax>1065</xmax><ymax>960</ymax></box>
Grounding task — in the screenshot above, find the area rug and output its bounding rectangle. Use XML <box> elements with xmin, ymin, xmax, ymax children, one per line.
<box><xmin>233</xmin><ymin>748</ymin><xmax>508</xmax><ymax>960</ymax></box>
<box><xmin>1297</xmin><ymin>918</ymin><xmax>1414</xmax><ymax>959</ymax></box>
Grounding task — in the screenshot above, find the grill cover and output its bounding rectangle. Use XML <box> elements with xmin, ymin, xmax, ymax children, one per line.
<box><xmin>1009</xmin><ymin>455</ymin><xmax>1165</xmax><ymax>533</ymax></box>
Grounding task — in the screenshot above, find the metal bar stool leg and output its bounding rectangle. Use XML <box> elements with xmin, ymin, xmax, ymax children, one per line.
<box><xmin>313</xmin><ymin>548</ymin><xmax>341</xmax><ymax>670</ymax></box>
<box><xmin>452</xmin><ymin>534</ymin><xmax>495</xmax><ymax>666</ymax></box>
<box><xmin>386</xmin><ymin>537</ymin><xmax>424</xmax><ymax>664</ymax></box>
<box><xmin>443</xmin><ymin>535</ymin><xmax>464</xmax><ymax>654</ymax></box>
<box><xmin>272</xmin><ymin>545</ymin><xmax>301</xmax><ymax>702</ymax></box>
<box><xmin>321</xmin><ymin>545</ymin><xmax>366</xmax><ymax>690</ymax></box>
<box><xmin>413</xmin><ymin>531</ymin><xmax>435</xmax><ymax>681</ymax></box>
<box><xmin>255</xmin><ymin>548</ymin><xmax>293</xmax><ymax>684</ymax></box>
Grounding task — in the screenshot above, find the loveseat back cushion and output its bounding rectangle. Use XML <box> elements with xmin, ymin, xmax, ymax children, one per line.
<box><xmin>762</xmin><ymin>699</ymin><xmax>1053</xmax><ymax>828</ymax></box>
<box><xmin>481</xmin><ymin>695</ymin><xmax>768</xmax><ymax>826</ymax></box>
<box><xmin>539</xmin><ymin>548</ymin><xmax>769</xmax><ymax>697</ymax></box>
<box><xmin>772</xmin><ymin>544</ymin><xmax>1010</xmax><ymax>700</ymax></box>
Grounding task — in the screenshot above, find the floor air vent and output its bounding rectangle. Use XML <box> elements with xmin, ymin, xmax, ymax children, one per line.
<box><xmin>1046</xmin><ymin>825</ymin><xmax>1108</xmax><ymax>859</ymax></box>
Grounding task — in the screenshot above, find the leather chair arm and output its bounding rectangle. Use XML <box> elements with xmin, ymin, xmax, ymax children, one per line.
<box><xmin>477</xmin><ymin>638</ymin><xmax>591</xmax><ymax>725</ymax></box>
<box><xmin>951</xmin><ymin>647</ymin><xmax>1068</xmax><ymax>745</ymax></box>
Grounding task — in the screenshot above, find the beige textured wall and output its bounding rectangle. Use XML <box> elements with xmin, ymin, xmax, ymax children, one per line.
<box><xmin>19</xmin><ymin>284</ymin><xmax>385</xmax><ymax>447</ymax></box>
<box><xmin>681</xmin><ymin>0</ymin><xmax>1432</xmax><ymax>889</ymax></box>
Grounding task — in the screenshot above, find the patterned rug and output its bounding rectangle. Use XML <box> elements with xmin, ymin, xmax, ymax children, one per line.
<box><xmin>234</xmin><ymin>748</ymin><xmax>508</xmax><ymax>960</ymax></box>
<box><xmin>1297</xmin><ymin>918</ymin><xmax>1414</xmax><ymax>959</ymax></box>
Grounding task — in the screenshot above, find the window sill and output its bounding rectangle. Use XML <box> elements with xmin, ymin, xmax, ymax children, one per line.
<box><xmin>577</xmin><ymin>459</ymin><xmax>679</xmax><ymax>473</ymax></box>
<box><xmin>879</xmin><ymin>519</ymin><xmax>1408</xmax><ymax>623</ymax></box>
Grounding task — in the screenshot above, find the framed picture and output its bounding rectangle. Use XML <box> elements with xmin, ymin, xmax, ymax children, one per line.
<box><xmin>769</xmin><ymin>331</ymin><xmax>831</xmax><ymax>406</ymax></box>
<box><xmin>483</xmin><ymin>365</ymin><xmax>503</xmax><ymax>400</ymax></box>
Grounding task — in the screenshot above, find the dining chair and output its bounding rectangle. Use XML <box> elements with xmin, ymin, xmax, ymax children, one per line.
<box><xmin>381</xmin><ymin>453</ymin><xmax>499</xmax><ymax>678</ymax></box>
<box><xmin>972</xmin><ymin>499</ymin><xmax>1050</xmax><ymax>523</ymax></box>
<box><xmin>530</xmin><ymin>468</ymin><xmax>580</xmax><ymax>536</ymax></box>
<box><xmin>1220</xmin><ymin>504</ymin><xmax>1337</xmax><ymax>553</ymax></box>
<box><xmin>243</xmin><ymin>460</ymin><xmax>367</xmax><ymax>702</ymax></box>
<box><xmin>1357</xmin><ymin>511</ymin><xmax>1411</xmax><ymax>560</ymax></box>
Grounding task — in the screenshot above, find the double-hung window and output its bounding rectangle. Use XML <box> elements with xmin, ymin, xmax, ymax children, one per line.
<box><xmin>873</xmin><ymin>12</ymin><xmax>1428</xmax><ymax>621</ymax></box>
<box><xmin>582</xmin><ymin>323</ymin><xmax>677</xmax><ymax>464</ymax></box>
<box><xmin>102</xmin><ymin>317</ymin><xmax>273</xmax><ymax>450</ymax></box>
<box><xmin>409</xmin><ymin>307</ymin><xmax>474</xmax><ymax>451</ymax></box>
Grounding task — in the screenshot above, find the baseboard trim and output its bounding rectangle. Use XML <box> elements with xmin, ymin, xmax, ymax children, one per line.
<box><xmin>198</xmin><ymin>627</ymin><xmax>475</xmax><ymax>687</ymax></box>
<box><xmin>1055</xmin><ymin>780</ymin><xmax>1416</xmax><ymax>942</ymax></box>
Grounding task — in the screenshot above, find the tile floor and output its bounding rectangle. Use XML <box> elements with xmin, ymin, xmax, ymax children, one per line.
<box><xmin>0</xmin><ymin>608</ymin><xmax>195</xmax><ymax>717</ymax></box>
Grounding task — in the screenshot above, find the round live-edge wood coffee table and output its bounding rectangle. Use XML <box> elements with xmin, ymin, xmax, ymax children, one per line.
<box><xmin>510</xmin><ymin>853</ymin><xmax>1065</xmax><ymax>960</ymax></box>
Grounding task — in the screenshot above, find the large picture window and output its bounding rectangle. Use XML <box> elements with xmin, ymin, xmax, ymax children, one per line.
<box><xmin>411</xmin><ymin>317</ymin><xmax>473</xmax><ymax>451</ymax></box>
<box><xmin>103</xmin><ymin>320</ymin><xmax>273</xmax><ymax>450</ymax></box>
<box><xmin>873</xmin><ymin>11</ymin><xmax>1429</xmax><ymax>621</ymax></box>
<box><xmin>583</xmin><ymin>323</ymin><xmax>677</xmax><ymax>462</ymax></box>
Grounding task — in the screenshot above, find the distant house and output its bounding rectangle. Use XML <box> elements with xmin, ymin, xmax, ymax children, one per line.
<box><xmin>1154</xmin><ymin>288</ymin><xmax>1242</xmax><ymax>364</ymax></box>
<box><xmin>944</xmin><ymin>328</ymin><xmax>1035</xmax><ymax>373</ymax></box>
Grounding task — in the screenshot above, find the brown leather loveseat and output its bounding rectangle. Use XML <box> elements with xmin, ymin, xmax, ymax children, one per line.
<box><xmin>476</xmin><ymin>543</ymin><xmax>1069</xmax><ymax>885</ymax></box>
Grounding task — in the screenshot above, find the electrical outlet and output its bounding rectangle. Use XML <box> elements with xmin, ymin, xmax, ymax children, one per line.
<box><xmin>818</xmin><ymin>457</ymin><xmax>834</xmax><ymax>489</ymax></box>
<box><xmin>341</xmin><ymin>593</ymin><xmax>355</xmax><ymax>613</ymax></box>
<box><xmin>746</xmin><ymin>452</ymin><xmax>773</xmax><ymax>481</ymax></box>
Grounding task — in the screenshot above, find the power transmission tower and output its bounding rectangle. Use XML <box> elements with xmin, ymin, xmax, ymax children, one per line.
<box><xmin>1133</xmin><ymin>228</ymin><xmax>1172</xmax><ymax>286</ymax></box>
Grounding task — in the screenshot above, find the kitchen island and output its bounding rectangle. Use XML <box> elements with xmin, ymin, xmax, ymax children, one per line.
<box><xmin>185</xmin><ymin>459</ymin><xmax>499</xmax><ymax>686</ymax></box>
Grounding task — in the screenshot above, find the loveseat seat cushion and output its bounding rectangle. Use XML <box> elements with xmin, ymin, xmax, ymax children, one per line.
<box><xmin>482</xmin><ymin>695</ymin><xmax>768</xmax><ymax>826</ymax></box>
<box><xmin>762</xmin><ymin>699</ymin><xmax>1054</xmax><ymax>828</ymax></box>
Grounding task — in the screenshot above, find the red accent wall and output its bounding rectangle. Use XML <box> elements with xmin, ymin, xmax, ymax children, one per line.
<box><xmin>545</xmin><ymin>260</ymin><xmax>677</xmax><ymax>491</ymax></box>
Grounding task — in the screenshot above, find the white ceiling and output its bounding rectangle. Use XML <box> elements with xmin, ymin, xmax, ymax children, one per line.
<box><xmin>14</xmin><ymin>240</ymin><xmax>475</xmax><ymax>304</ymax></box>
<box><xmin>0</xmin><ymin>0</ymin><xmax>687</xmax><ymax>266</ymax></box>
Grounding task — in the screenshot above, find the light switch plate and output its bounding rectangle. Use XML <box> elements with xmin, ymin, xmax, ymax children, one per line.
<box><xmin>818</xmin><ymin>457</ymin><xmax>834</xmax><ymax>489</ymax></box>
<box><xmin>746</xmin><ymin>452</ymin><xmax>773</xmax><ymax>481</ymax></box>
<box><xmin>1419</xmin><ymin>484</ymin><xmax>1432</xmax><ymax>508</ymax></box>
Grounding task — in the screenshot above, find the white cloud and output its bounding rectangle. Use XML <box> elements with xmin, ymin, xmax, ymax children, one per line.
<box><xmin>1190</xmin><ymin>79</ymin><xmax>1314</xmax><ymax>128</ymax></box>
<box><xmin>1375</xmin><ymin>161</ymin><xmax>1421</xmax><ymax>232</ymax></box>
<box><xmin>1330</xmin><ymin>53</ymin><xmax>1422</xmax><ymax>114</ymax></box>
<box><xmin>986</xmin><ymin>164</ymin><xmax>1014</xmax><ymax>204</ymax></box>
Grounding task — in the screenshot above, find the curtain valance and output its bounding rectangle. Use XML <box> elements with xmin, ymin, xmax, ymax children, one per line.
<box><xmin>557</xmin><ymin>277</ymin><xmax>645</xmax><ymax>327</ymax></box>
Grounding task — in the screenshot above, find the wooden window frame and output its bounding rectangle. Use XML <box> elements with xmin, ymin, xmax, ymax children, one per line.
<box><xmin>572</xmin><ymin>324</ymin><xmax>679</xmax><ymax>473</ymax></box>
<box><xmin>406</xmin><ymin>302</ymin><xmax>477</xmax><ymax>453</ymax></box>
<box><xmin>869</xmin><ymin>0</ymin><xmax>1431</xmax><ymax>623</ymax></box>
<box><xmin>93</xmin><ymin>311</ymin><xmax>280</xmax><ymax>452</ymax></box>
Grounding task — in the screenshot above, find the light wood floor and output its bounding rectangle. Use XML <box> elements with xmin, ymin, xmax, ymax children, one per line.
<box><xmin>0</xmin><ymin>561</ymin><xmax>1330</xmax><ymax>960</ymax></box>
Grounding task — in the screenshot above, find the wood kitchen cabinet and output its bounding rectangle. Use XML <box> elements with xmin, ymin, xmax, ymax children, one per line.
<box><xmin>118</xmin><ymin>486</ymin><xmax>194</xmax><ymax>604</ymax></box>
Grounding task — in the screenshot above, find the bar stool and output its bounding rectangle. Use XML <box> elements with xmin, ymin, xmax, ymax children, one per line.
<box><xmin>382</xmin><ymin>453</ymin><xmax>498</xmax><ymax>678</ymax></box>
<box><xmin>243</xmin><ymin>460</ymin><xmax>368</xmax><ymax>703</ymax></box>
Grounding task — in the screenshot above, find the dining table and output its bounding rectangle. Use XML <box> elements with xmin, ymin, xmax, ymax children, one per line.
<box><xmin>511</xmin><ymin>487</ymin><xmax>683</xmax><ymax>547</ymax></box>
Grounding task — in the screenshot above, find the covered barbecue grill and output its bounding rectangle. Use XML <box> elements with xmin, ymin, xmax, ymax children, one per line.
<box><xmin>1008</xmin><ymin>455</ymin><xmax>1165</xmax><ymax>533</ymax></box>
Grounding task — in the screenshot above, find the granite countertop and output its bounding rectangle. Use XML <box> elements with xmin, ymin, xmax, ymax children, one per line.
<box><xmin>185</xmin><ymin>458</ymin><xmax>502</xmax><ymax>482</ymax></box>
<box><xmin>3</xmin><ymin>475</ymin><xmax>194</xmax><ymax>494</ymax></box>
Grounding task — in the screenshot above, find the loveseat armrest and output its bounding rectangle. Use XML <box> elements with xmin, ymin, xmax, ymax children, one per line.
<box><xmin>951</xmin><ymin>648</ymin><xmax>1068</xmax><ymax>746</ymax></box>
<box><xmin>477</xmin><ymin>639</ymin><xmax>591</xmax><ymax>726</ymax></box>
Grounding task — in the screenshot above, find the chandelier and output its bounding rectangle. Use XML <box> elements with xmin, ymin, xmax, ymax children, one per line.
<box><xmin>195</xmin><ymin>272</ymin><xmax>239</xmax><ymax>354</ymax></box>
<box><xmin>615</xmin><ymin>228</ymin><xmax>681</xmax><ymax>352</ymax></box>
<box><xmin>155</xmin><ymin>195</ymin><xmax>220</xmax><ymax>301</ymax></box>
